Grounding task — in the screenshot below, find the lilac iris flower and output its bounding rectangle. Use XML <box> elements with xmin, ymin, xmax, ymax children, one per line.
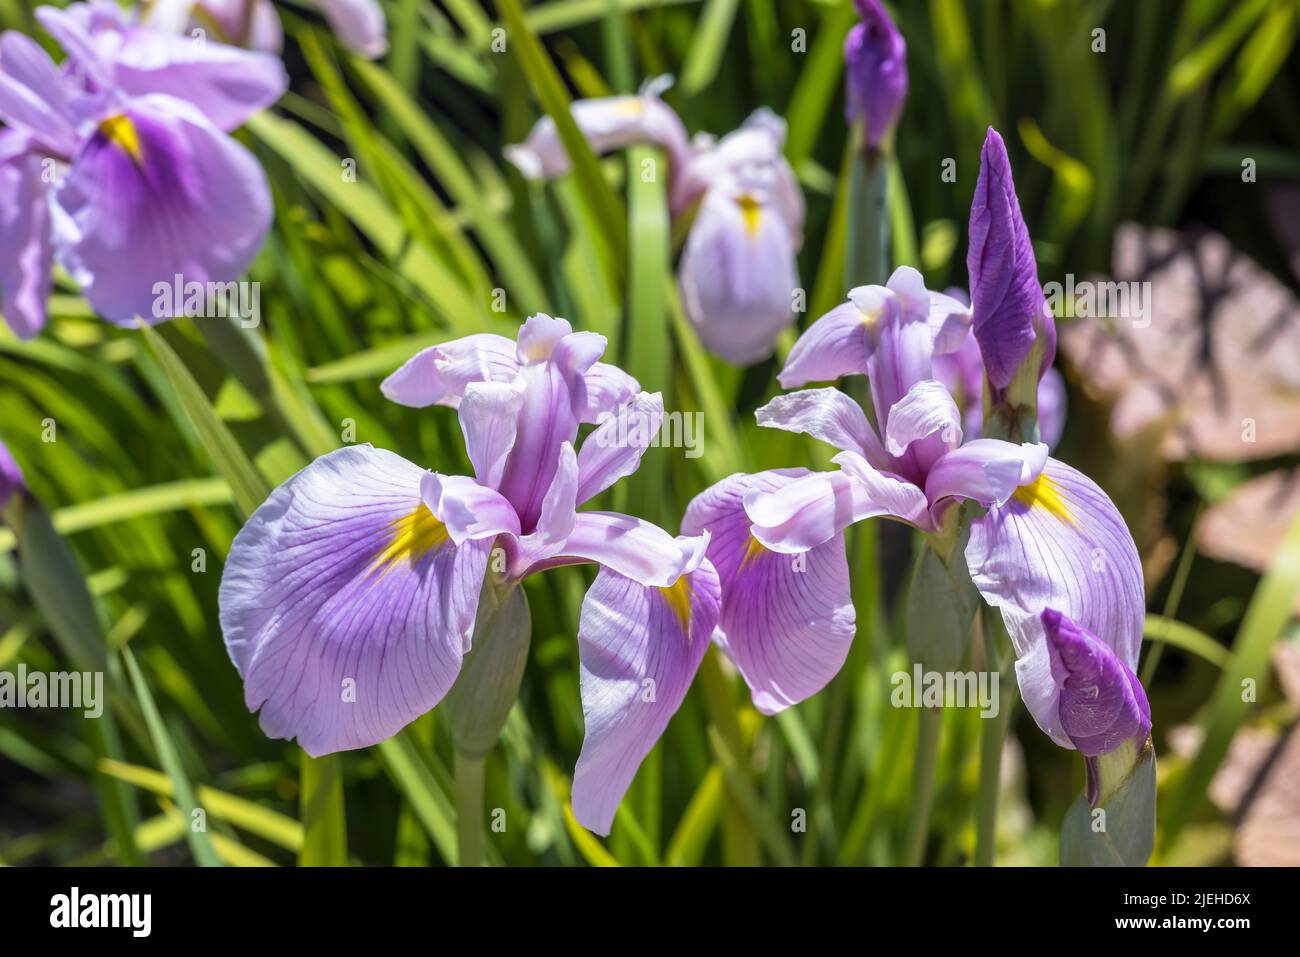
<box><xmin>505</xmin><ymin>88</ymin><xmax>803</xmax><ymax>366</ymax></box>
<box><xmin>142</xmin><ymin>0</ymin><xmax>385</xmax><ymax>59</ymax></box>
<box><xmin>219</xmin><ymin>315</ymin><xmax>720</xmax><ymax>835</ymax></box>
<box><xmin>685</xmin><ymin>265</ymin><xmax>1147</xmax><ymax>757</ymax></box>
<box><xmin>968</xmin><ymin>127</ymin><xmax>1055</xmax><ymax>398</ymax></box>
<box><xmin>844</xmin><ymin>0</ymin><xmax>907</xmax><ymax>150</ymax></box>
<box><xmin>0</xmin><ymin>3</ymin><xmax>285</xmax><ymax>336</ymax></box>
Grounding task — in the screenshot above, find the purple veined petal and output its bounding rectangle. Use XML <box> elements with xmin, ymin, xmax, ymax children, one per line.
<box><xmin>884</xmin><ymin>378</ymin><xmax>962</xmax><ymax>459</ymax></box>
<box><xmin>1037</xmin><ymin>366</ymin><xmax>1067</xmax><ymax>450</ymax></box>
<box><xmin>0</xmin><ymin>149</ymin><xmax>54</xmax><ymax>339</ymax></box>
<box><xmin>496</xmin><ymin>331</ymin><xmax>592</xmax><ymax>530</ymax></box>
<box><xmin>579</xmin><ymin>362</ymin><xmax>640</xmax><ymax>424</ymax></box>
<box><xmin>965</xmin><ymin>457</ymin><xmax>1145</xmax><ymax>747</ymax></box>
<box><xmin>755</xmin><ymin>387</ymin><xmax>888</xmax><ymax>468</ymax></box>
<box><xmin>53</xmin><ymin>94</ymin><xmax>271</xmax><ymax>324</ymax></box>
<box><xmin>514</xmin><ymin>441</ymin><xmax>579</xmax><ymax>567</ymax></box>
<box><xmin>1042</xmin><ymin>608</ymin><xmax>1151</xmax><ymax>756</ymax></box>
<box><xmin>856</xmin><ymin>280</ymin><xmax>936</xmax><ymax>441</ymax></box>
<box><xmin>505</xmin><ymin>75</ymin><xmax>689</xmax><ymax>181</ymax></box>
<box><xmin>419</xmin><ymin>472</ymin><xmax>520</xmax><ymax>547</ymax></box>
<box><xmin>923</xmin><ymin>438</ymin><xmax>1047</xmax><ymax>512</ymax></box>
<box><xmin>929</xmin><ymin>289</ymin><xmax>973</xmax><ymax>355</ymax></box>
<box><xmin>218</xmin><ymin>445</ymin><xmax>491</xmax><ymax>756</ymax></box>
<box><xmin>745</xmin><ymin>453</ymin><xmax>930</xmax><ymax>552</ymax></box>
<box><xmin>571</xmin><ymin>556</ymin><xmax>720</xmax><ymax>835</ymax></box>
<box><xmin>683</xmin><ymin>470</ymin><xmax>855</xmax><ymax>715</ymax></box>
<box><xmin>310</xmin><ymin>0</ymin><xmax>387</xmax><ymax>59</ymax></box>
<box><xmin>380</xmin><ymin>333</ymin><xmax>519</xmax><ymax>409</ymax></box>
<box><xmin>576</xmin><ymin>391</ymin><xmax>664</xmax><ymax>505</ymax></box>
<box><xmin>778</xmin><ymin>301</ymin><xmax>872</xmax><ymax>388</ymax></box>
<box><xmin>516</xmin><ymin>312</ymin><xmax>574</xmax><ymax>362</ymax></box>
<box><xmin>35</xmin><ymin>5</ymin><xmax>114</xmax><ymax>90</ymax></box>
<box><xmin>678</xmin><ymin>179</ymin><xmax>798</xmax><ymax>366</ymax></box>
<box><xmin>967</xmin><ymin>127</ymin><xmax>1044</xmax><ymax>390</ymax></box>
<box><xmin>0</xmin><ymin>32</ymin><xmax>77</xmax><ymax>156</ymax></box>
<box><xmin>550</xmin><ymin>511</ymin><xmax>706</xmax><ymax>588</ymax></box>
<box><xmin>0</xmin><ymin>438</ymin><xmax>27</xmax><ymax>509</ymax></box>
<box><xmin>110</xmin><ymin>22</ymin><xmax>288</xmax><ymax>133</ymax></box>
<box><xmin>456</xmin><ymin>379</ymin><xmax>525</xmax><ymax>490</ymax></box>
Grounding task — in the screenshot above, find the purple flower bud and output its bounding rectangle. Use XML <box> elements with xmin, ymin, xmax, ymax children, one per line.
<box><xmin>844</xmin><ymin>0</ymin><xmax>907</xmax><ymax>149</ymax></box>
<box><xmin>1042</xmin><ymin>608</ymin><xmax>1151</xmax><ymax>759</ymax></box>
<box><xmin>967</xmin><ymin>128</ymin><xmax>1048</xmax><ymax>391</ymax></box>
<box><xmin>0</xmin><ymin>440</ymin><xmax>26</xmax><ymax>511</ymax></box>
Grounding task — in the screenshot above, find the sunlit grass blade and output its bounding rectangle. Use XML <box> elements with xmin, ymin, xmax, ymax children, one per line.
<box><xmin>299</xmin><ymin>754</ymin><xmax>348</xmax><ymax>866</ymax></box>
<box><xmin>122</xmin><ymin>647</ymin><xmax>222</xmax><ymax>866</ymax></box>
<box><xmin>679</xmin><ymin>0</ymin><xmax>741</xmax><ymax>95</ymax></box>
<box><xmin>138</xmin><ymin>323</ymin><xmax>270</xmax><ymax>519</ymax></box>
<box><xmin>498</xmin><ymin>0</ymin><xmax>628</xmax><ymax>274</ymax></box>
<box><xmin>99</xmin><ymin>758</ymin><xmax>304</xmax><ymax>853</ymax></box>
<box><xmin>376</xmin><ymin>732</ymin><xmax>458</xmax><ymax>863</ymax></box>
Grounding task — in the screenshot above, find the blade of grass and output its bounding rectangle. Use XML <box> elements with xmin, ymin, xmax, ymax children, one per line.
<box><xmin>122</xmin><ymin>647</ymin><xmax>222</xmax><ymax>866</ymax></box>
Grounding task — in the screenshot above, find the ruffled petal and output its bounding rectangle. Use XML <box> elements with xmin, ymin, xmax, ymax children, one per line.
<box><xmin>777</xmin><ymin>301</ymin><xmax>871</xmax><ymax>388</ymax></box>
<box><xmin>923</xmin><ymin>439</ymin><xmax>1048</xmax><ymax>510</ymax></box>
<box><xmin>965</xmin><ymin>457</ymin><xmax>1145</xmax><ymax>747</ymax></box>
<box><xmin>755</xmin><ymin>387</ymin><xmax>887</xmax><ymax>467</ymax></box>
<box><xmin>745</xmin><ymin>452</ymin><xmax>930</xmax><ymax>551</ymax></box>
<box><xmin>218</xmin><ymin>446</ymin><xmax>491</xmax><ymax>756</ymax></box>
<box><xmin>554</xmin><ymin>512</ymin><xmax>706</xmax><ymax>588</ymax></box>
<box><xmin>419</xmin><ymin>472</ymin><xmax>520</xmax><ymax>547</ymax></box>
<box><xmin>683</xmin><ymin>470</ymin><xmax>854</xmax><ymax>714</ymax></box>
<box><xmin>111</xmin><ymin>24</ymin><xmax>287</xmax><ymax>132</ymax></box>
<box><xmin>456</xmin><ymin>379</ymin><xmax>526</xmax><ymax>489</ymax></box>
<box><xmin>379</xmin><ymin>333</ymin><xmax>518</xmax><ymax>409</ymax></box>
<box><xmin>884</xmin><ymin>379</ymin><xmax>962</xmax><ymax>458</ymax></box>
<box><xmin>576</xmin><ymin>391</ymin><xmax>664</xmax><ymax>505</ymax></box>
<box><xmin>571</xmin><ymin>555</ymin><xmax>719</xmax><ymax>834</ymax></box>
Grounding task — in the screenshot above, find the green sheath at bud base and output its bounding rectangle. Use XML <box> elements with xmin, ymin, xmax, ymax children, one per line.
<box><xmin>444</xmin><ymin>581</ymin><xmax>532</xmax><ymax>758</ymax></box>
<box><xmin>1059</xmin><ymin>740</ymin><xmax>1156</xmax><ymax>867</ymax></box>
<box><xmin>905</xmin><ymin>531</ymin><xmax>980</xmax><ymax>676</ymax></box>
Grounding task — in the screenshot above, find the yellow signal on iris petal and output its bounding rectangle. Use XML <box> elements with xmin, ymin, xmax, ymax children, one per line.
<box><xmin>659</xmin><ymin>576</ymin><xmax>693</xmax><ymax>632</ymax></box>
<box><xmin>739</xmin><ymin>534</ymin><xmax>767</xmax><ymax>570</ymax></box>
<box><xmin>1012</xmin><ymin>473</ymin><xmax>1077</xmax><ymax>526</ymax></box>
<box><xmin>369</xmin><ymin>505</ymin><xmax>449</xmax><ymax>577</ymax></box>
<box><xmin>99</xmin><ymin>114</ymin><xmax>143</xmax><ymax>164</ymax></box>
<box><xmin>737</xmin><ymin>194</ymin><xmax>762</xmax><ymax>236</ymax></box>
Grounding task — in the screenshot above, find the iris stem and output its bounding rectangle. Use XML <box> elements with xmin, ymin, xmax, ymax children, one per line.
<box><xmin>454</xmin><ymin>750</ymin><xmax>485</xmax><ymax>867</ymax></box>
<box><xmin>845</xmin><ymin>133</ymin><xmax>890</xmax><ymax>287</ymax></box>
<box><xmin>974</xmin><ymin>604</ymin><xmax>1017</xmax><ymax>866</ymax></box>
<box><xmin>902</xmin><ymin>707</ymin><xmax>942</xmax><ymax>866</ymax></box>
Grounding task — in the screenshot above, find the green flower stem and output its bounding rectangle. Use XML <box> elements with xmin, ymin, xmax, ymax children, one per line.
<box><xmin>902</xmin><ymin>707</ymin><xmax>942</xmax><ymax>866</ymax></box>
<box><xmin>455</xmin><ymin>750</ymin><xmax>485</xmax><ymax>867</ymax></box>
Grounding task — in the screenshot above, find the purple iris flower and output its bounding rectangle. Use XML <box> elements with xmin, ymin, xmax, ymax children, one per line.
<box><xmin>0</xmin><ymin>439</ymin><xmax>26</xmax><ymax>511</ymax></box>
<box><xmin>968</xmin><ymin>127</ymin><xmax>1054</xmax><ymax>395</ymax></box>
<box><xmin>506</xmin><ymin>91</ymin><xmax>804</xmax><ymax>366</ymax></box>
<box><xmin>143</xmin><ymin>0</ymin><xmax>385</xmax><ymax>59</ymax></box>
<box><xmin>0</xmin><ymin>3</ymin><xmax>285</xmax><ymax>336</ymax></box>
<box><xmin>219</xmin><ymin>316</ymin><xmax>720</xmax><ymax>835</ymax></box>
<box><xmin>932</xmin><ymin>311</ymin><xmax>1067</xmax><ymax>448</ymax></box>
<box><xmin>844</xmin><ymin>0</ymin><xmax>907</xmax><ymax>150</ymax></box>
<box><xmin>686</xmin><ymin>266</ymin><xmax>1148</xmax><ymax>757</ymax></box>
